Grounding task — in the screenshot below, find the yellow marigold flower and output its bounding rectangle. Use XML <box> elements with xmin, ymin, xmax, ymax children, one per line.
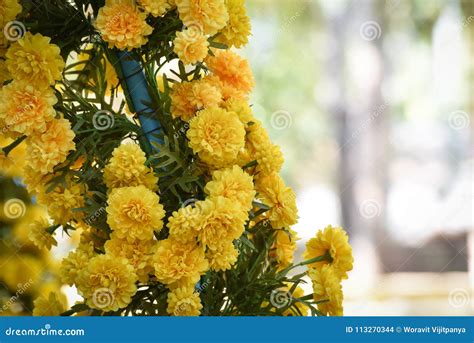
<box><xmin>303</xmin><ymin>225</ymin><xmax>353</xmax><ymax>280</ymax></box>
<box><xmin>0</xmin><ymin>0</ymin><xmax>22</xmax><ymax>23</ymax></box>
<box><xmin>222</xmin><ymin>98</ymin><xmax>254</xmax><ymax>126</ymax></box>
<box><xmin>170</xmin><ymin>81</ymin><xmax>194</xmax><ymax>120</ymax></box>
<box><xmin>206</xmin><ymin>74</ymin><xmax>246</xmax><ymax>101</ymax></box>
<box><xmin>77</xmin><ymin>254</ymin><xmax>138</xmax><ymax>312</ymax></box>
<box><xmin>21</xmin><ymin>166</ymin><xmax>54</xmax><ymax>195</ymax></box>
<box><xmin>26</xmin><ymin>118</ymin><xmax>76</xmax><ymax>175</ymax></box>
<box><xmin>197</xmin><ymin>196</ymin><xmax>247</xmax><ymax>250</ymax></box>
<box><xmin>0</xmin><ymin>0</ymin><xmax>22</xmax><ymax>48</ymax></box>
<box><xmin>176</xmin><ymin>0</ymin><xmax>229</xmax><ymax>36</ymax></box>
<box><xmin>0</xmin><ymin>81</ymin><xmax>56</xmax><ymax>136</ymax></box>
<box><xmin>235</xmin><ymin>147</ymin><xmax>253</xmax><ymax>168</ymax></box>
<box><xmin>206</xmin><ymin>241</ymin><xmax>238</xmax><ymax>272</ymax></box>
<box><xmin>103</xmin><ymin>143</ymin><xmax>158</xmax><ymax>191</ymax></box>
<box><xmin>217</xmin><ymin>0</ymin><xmax>251</xmax><ymax>48</ymax></box>
<box><xmin>174</xmin><ymin>29</ymin><xmax>209</xmax><ymax>65</ymax></box>
<box><xmin>271</xmin><ymin>228</ymin><xmax>299</xmax><ymax>270</ymax></box>
<box><xmin>167</xmin><ymin>205</ymin><xmax>201</xmax><ymax>243</ymax></box>
<box><xmin>6</xmin><ymin>33</ymin><xmax>65</xmax><ymax>89</ymax></box>
<box><xmin>167</xmin><ymin>285</ymin><xmax>202</xmax><ymax>316</ymax></box>
<box><xmin>153</xmin><ymin>238</ymin><xmax>208</xmax><ymax>287</ymax></box>
<box><xmin>206</xmin><ymin>50</ymin><xmax>254</xmax><ymax>96</ymax></box>
<box><xmin>256</xmin><ymin>172</ymin><xmax>298</xmax><ymax>228</ymax></box>
<box><xmin>32</xmin><ymin>292</ymin><xmax>65</xmax><ymax>316</ymax></box>
<box><xmin>247</xmin><ymin>121</ymin><xmax>284</xmax><ymax>175</ymax></box>
<box><xmin>106</xmin><ymin>185</ymin><xmax>165</xmax><ymax>242</ymax></box>
<box><xmin>282</xmin><ymin>286</ymin><xmax>308</xmax><ymax>316</ymax></box>
<box><xmin>256</xmin><ymin>143</ymin><xmax>284</xmax><ymax>175</ymax></box>
<box><xmin>188</xmin><ymin>77</ymin><xmax>222</xmax><ymax>113</ymax></box>
<box><xmin>204</xmin><ymin>165</ymin><xmax>255</xmax><ymax>212</ymax></box>
<box><xmin>95</xmin><ymin>0</ymin><xmax>153</xmax><ymax>51</ymax></box>
<box><xmin>105</xmin><ymin>236</ymin><xmax>155</xmax><ymax>283</ymax></box>
<box><xmin>187</xmin><ymin>107</ymin><xmax>245</xmax><ymax>168</ymax></box>
<box><xmin>309</xmin><ymin>265</ymin><xmax>343</xmax><ymax>316</ymax></box>
<box><xmin>137</xmin><ymin>0</ymin><xmax>171</xmax><ymax>16</ymax></box>
<box><xmin>59</xmin><ymin>241</ymin><xmax>95</xmax><ymax>286</ymax></box>
<box><xmin>37</xmin><ymin>177</ymin><xmax>86</xmax><ymax>225</ymax></box>
<box><xmin>28</xmin><ymin>214</ymin><xmax>57</xmax><ymax>250</ymax></box>
<box><xmin>171</xmin><ymin>78</ymin><xmax>222</xmax><ymax>121</ymax></box>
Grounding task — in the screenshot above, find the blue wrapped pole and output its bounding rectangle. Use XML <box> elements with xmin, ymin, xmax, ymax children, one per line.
<box><xmin>116</xmin><ymin>51</ymin><xmax>162</xmax><ymax>151</ymax></box>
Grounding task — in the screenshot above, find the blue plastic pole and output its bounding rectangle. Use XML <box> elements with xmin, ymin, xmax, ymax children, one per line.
<box><xmin>116</xmin><ymin>51</ymin><xmax>163</xmax><ymax>150</ymax></box>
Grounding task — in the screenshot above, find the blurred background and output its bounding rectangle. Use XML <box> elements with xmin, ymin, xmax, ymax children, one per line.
<box><xmin>244</xmin><ymin>0</ymin><xmax>473</xmax><ymax>315</ymax></box>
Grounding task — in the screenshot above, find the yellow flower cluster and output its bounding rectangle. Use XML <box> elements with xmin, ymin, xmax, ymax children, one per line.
<box><xmin>154</xmin><ymin>238</ymin><xmax>208</xmax><ymax>287</ymax></box>
<box><xmin>176</xmin><ymin>0</ymin><xmax>228</xmax><ymax>36</ymax></box>
<box><xmin>173</xmin><ymin>28</ymin><xmax>209</xmax><ymax>65</ymax></box>
<box><xmin>106</xmin><ymin>185</ymin><xmax>165</xmax><ymax>242</ymax></box>
<box><xmin>95</xmin><ymin>0</ymin><xmax>153</xmax><ymax>51</ymax></box>
<box><xmin>187</xmin><ymin>107</ymin><xmax>245</xmax><ymax>168</ymax></box>
<box><xmin>6</xmin><ymin>33</ymin><xmax>65</xmax><ymax>89</ymax></box>
<box><xmin>76</xmin><ymin>255</ymin><xmax>138</xmax><ymax>312</ymax></box>
<box><xmin>26</xmin><ymin>118</ymin><xmax>76</xmax><ymax>175</ymax></box>
<box><xmin>28</xmin><ymin>214</ymin><xmax>57</xmax><ymax>250</ymax></box>
<box><xmin>168</xmin><ymin>0</ymin><xmax>299</xmax><ymax>280</ymax></box>
<box><xmin>59</xmin><ymin>241</ymin><xmax>96</xmax><ymax>286</ymax></box>
<box><xmin>0</xmin><ymin>81</ymin><xmax>56</xmax><ymax>136</ymax></box>
<box><xmin>172</xmin><ymin>0</ymin><xmax>250</xmax><ymax>65</ymax></box>
<box><xmin>247</xmin><ymin>121</ymin><xmax>284</xmax><ymax>175</ymax></box>
<box><xmin>270</xmin><ymin>228</ymin><xmax>299</xmax><ymax>270</ymax></box>
<box><xmin>197</xmin><ymin>196</ymin><xmax>248</xmax><ymax>250</ymax></box>
<box><xmin>167</xmin><ymin>286</ymin><xmax>203</xmax><ymax>316</ymax></box>
<box><xmin>204</xmin><ymin>165</ymin><xmax>255</xmax><ymax>212</ymax></box>
<box><xmin>153</xmin><ymin>165</ymin><xmax>255</xmax><ymax>315</ymax></box>
<box><xmin>309</xmin><ymin>265</ymin><xmax>343</xmax><ymax>316</ymax></box>
<box><xmin>171</xmin><ymin>78</ymin><xmax>222</xmax><ymax>121</ymax></box>
<box><xmin>105</xmin><ymin>237</ymin><xmax>155</xmax><ymax>283</ymax></box>
<box><xmin>256</xmin><ymin>172</ymin><xmax>298</xmax><ymax>229</ymax></box>
<box><xmin>61</xmin><ymin>149</ymin><xmax>161</xmax><ymax>311</ymax></box>
<box><xmin>159</xmin><ymin>166</ymin><xmax>250</xmax><ymax>273</ymax></box>
<box><xmin>206</xmin><ymin>50</ymin><xmax>254</xmax><ymax>100</ymax></box>
<box><xmin>303</xmin><ymin>226</ymin><xmax>354</xmax><ymax>316</ymax></box>
<box><xmin>304</xmin><ymin>225</ymin><xmax>353</xmax><ymax>279</ymax></box>
<box><xmin>104</xmin><ymin>143</ymin><xmax>158</xmax><ymax>191</ymax></box>
<box><xmin>216</xmin><ymin>0</ymin><xmax>251</xmax><ymax>48</ymax></box>
<box><xmin>1</xmin><ymin>31</ymin><xmax>75</xmax><ymax>196</ymax></box>
<box><xmin>59</xmin><ymin>143</ymin><xmax>167</xmax><ymax>312</ymax></box>
<box><xmin>37</xmin><ymin>176</ymin><xmax>86</xmax><ymax>225</ymax></box>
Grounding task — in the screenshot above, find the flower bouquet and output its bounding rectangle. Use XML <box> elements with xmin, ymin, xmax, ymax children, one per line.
<box><xmin>0</xmin><ymin>0</ymin><xmax>353</xmax><ymax>316</ymax></box>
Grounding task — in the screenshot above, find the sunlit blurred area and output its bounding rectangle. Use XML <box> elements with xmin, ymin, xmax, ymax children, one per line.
<box><xmin>244</xmin><ymin>0</ymin><xmax>473</xmax><ymax>315</ymax></box>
